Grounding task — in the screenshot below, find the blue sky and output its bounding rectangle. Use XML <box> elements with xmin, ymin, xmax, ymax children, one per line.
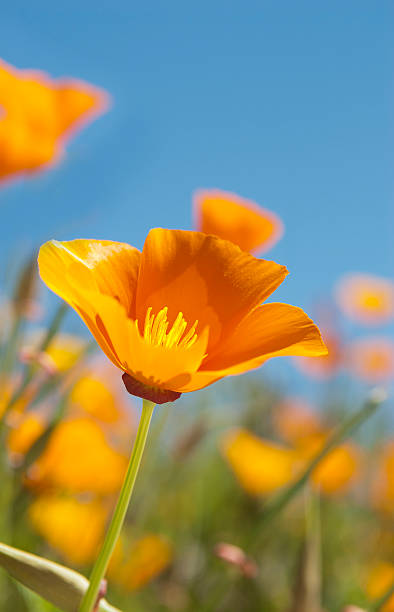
<box><xmin>1</xmin><ymin>1</ymin><xmax>393</xmax><ymax>397</ymax></box>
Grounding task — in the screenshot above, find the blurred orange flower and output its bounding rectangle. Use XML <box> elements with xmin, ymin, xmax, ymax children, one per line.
<box><xmin>7</xmin><ymin>412</ymin><xmax>46</xmax><ymax>458</ymax></box>
<box><xmin>297</xmin><ymin>433</ymin><xmax>361</xmax><ymax>495</ymax></box>
<box><xmin>71</xmin><ymin>374</ymin><xmax>124</xmax><ymax>424</ymax></box>
<box><xmin>294</xmin><ymin>328</ymin><xmax>342</xmax><ymax>379</ymax></box>
<box><xmin>336</xmin><ymin>274</ymin><xmax>394</xmax><ymax>326</ymax></box>
<box><xmin>0</xmin><ymin>58</ymin><xmax>109</xmax><ymax>182</ymax></box>
<box><xmin>38</xmin><ymin>230</ymin><xmax>326</xmax><ymax>403</ymax></box>
<box><xmin>26</xmin><ymin>417</ymin><xmax>127</xmax><ymax>494</ymax></box>
<box><xmin>273</xmin><ymin>398</ymin><xmax>323</xmax><ymax>444</ymax></box>
<box><xmin>222</xmin><ymin>427</ymin><xmax>360</xmax><ymax>497</ymax></box>
<box><xmin>108</xmin><ymin>534</ymin><xmax>173</xmax><ymax>590</ymax></box>
<box><xmin>193</xmin><ymin>189</ymin><xmax>283</xmax><ymax>254</ymax></box>
<box><xmin>221</xmin><ymin>428</ymin><xmax>297</xmax><ymax>495</ymax></box>
<box><xmin>29</xmin><ymin>494</ymin><xmax>108</xmax><ymax>565</ymax></box>
<box><xmin>366</xmin><ymin>563</ymin><xmax>394</xmax><ymax>612</ymax></box>
<box><xmin>345</xmin><ymin>337</ymin><xmax>394</xmax><ymax>383</ymax></box>
<box><xmin>371</xmin><ymin>440</ymin><xmax>394</xmax><ymax>516</ymax></box>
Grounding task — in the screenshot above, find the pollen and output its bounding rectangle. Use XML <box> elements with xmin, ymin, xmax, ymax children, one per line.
<box><xmin>139</xmin><ymin>307</ymin><xmax>199</xmax><ymax>350</ymax></box>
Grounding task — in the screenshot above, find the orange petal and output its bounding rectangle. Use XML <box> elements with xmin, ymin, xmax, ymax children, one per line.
<box><xmin>84</xmin><ymin>293</ymin><xmax>210</xmax><ymax>390</ymax></box>
<box><xmin>194</xmin><ymin>189</ymin><xmax>284</xmax><ymax>254</ymax></box>
<box><xmin>55</xmin><ymin>79</ymin><xmax>110</xmax><ymax>139</ymax></box>
<box><xmin>136</xmin><ymin>228</ymin><xmax>288</xmax><ymax>351</ymax></box>
<box><xmin>38</xmin><ymin>239</ymin><xmax>141</xmax><ymax>316</ymax></box>
<box><xmin>204</xmin><ymin>302</ymin><xmax>327</xmax><ymax>370</ymax></box>
<box><xmin>221</xmin><ymin>428</ymin><xmax>296</xmax><ymax>495</ymax></box>
<box><xmin>175</xmin><ymin>303</ymin><xmax>326</xmax><ymax>392</ymax></box>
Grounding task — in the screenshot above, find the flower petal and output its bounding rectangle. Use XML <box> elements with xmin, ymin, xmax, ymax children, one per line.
<box><xmin>204</xmin><ymin>302</ymin><xmax>327</xmax><ymax>370</ymax></box>
<box><xmin>194</xmin><ymin>189</ymin><xmax>284</xmax><ymax>254</ymax></box>
<box><xmin>38</xmin><ymin>239</ymin><xmax>141</xmax><ymax>316</ymax></box>
<box><xmin>136</xmin><ymin>228</ymin><xmax>288</xmax><ymax>351</ymax></box>
<box><xmin>55</xmin><ymin>79</ymin><xmax>110</xmax><ymax>140</ymax></box>
<box><xmin>174</xmin><ymin>303</ymin><xmax>327</xmax><ymax>392</ymax></box>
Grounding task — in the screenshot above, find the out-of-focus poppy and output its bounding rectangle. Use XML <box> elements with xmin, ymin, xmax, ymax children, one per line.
<box><xmin>273</xmin><ymin>398</ymin><xmax>323</xmax><ymax>444</ymax></box>
<box><xmin>366</xmin><ymin>563</ymin><xmax>394</xmax><ymax>612</ymax></box>
<box><xmin>29</xmin><ymin>494</ymin><xmax>108</xmax><ymax>565</ymax></box>
<box><xmin>371</xmin><ymin>441</ymin><xmax>394</xmax><ymax>516</ymax></box>
<box><xmin>0</xmin><ymin>59</ymin><xmax>109</xmax><ymax>182</ymax></box>
<box><xmin>38</xmin><ymin>230</ymin><xmax>326</xmax><ymax>404</ymax></box>
<box><xmin>297</xmin><ymin>433</ymin><xmax>361</xmax><ymax>495</ymax></box>
<box><xmin>26</xmin><ymin>417</ymin><xmax>128</xmax><ymax>494</ymax></box>
<box><xmin>222</xmin><ymin>427</ymin><xmax>360</xmax><ymax>497</ymax></box>
<box><xmin>336</xmin><ymin>275</ymin><xmax>394</xmax><ymax>326</ymax></box>
<box><xmin>108</xmin><ymin>534</ymin><xmax>173</xmax><ymax>590</ymax></box>
<box><xmin>345</xmin><ymin>337</ymin><xmax>394</xmax><ymax>383</ymax></box>
<box><xmin>70</xmin><ymin>374</ymin><xmax>123</xmax><ymax>424</ymax></box>
<box><xmin>7</xmin><ymin>412</ymin><xmax>46</xmax><ymax>458</ymax></box>
<box><xmin>221</xmin><ymin>428</ymin><xmax>297</xmax><ymax>495</ymax></box>
<box><xmin>193</xmin><ymin>189</ymin><xmax>283</xmax><ymax>254</ymax></box>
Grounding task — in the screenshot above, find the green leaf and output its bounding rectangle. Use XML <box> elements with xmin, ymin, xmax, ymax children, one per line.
<box><xmin>0</xmin><ymin>542</ymin><xmax>121</xmax><ymax>612</ymax></box>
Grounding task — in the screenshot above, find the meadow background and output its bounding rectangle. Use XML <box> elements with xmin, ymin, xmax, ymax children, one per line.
<box><xmin>0</xmin><ymin>2</ymin><xmax>393</xmax><ymax>611</ymax></box>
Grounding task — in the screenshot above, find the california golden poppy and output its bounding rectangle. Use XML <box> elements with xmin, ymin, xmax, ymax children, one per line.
<box><xmin>336</xmin><ymin>274</ymin><xmax>394</xmax><ymax>326</ymax></box>
<box><xmin>29</xmin><ymin>494</ymin><xmax>108</xmax><ymax>566</ymax></box>
<box><xmin>371</xmin><ymin>440</ymin><xmax>394</xmax><ymax>516</ymax></box>
<box><xmin>7</xmin><ymin>412</ymin><xmax>46</xmax><ymax>458</ymax></box>
<box><xmin>297</xmin><ymin>433</ymin><xmax>361</xmax><ymax>495</ymax></box>
<box><xmin>222</xmin><ymin>427</ymin><xmax>360</xmax><ymax>497</ymax></box>
<box><xmin>345</xmin><ymin>337</ymin><xmax>394</xmax><ymax>383</ymax></box>
<box><xmin>26</xmin><ymin>418</ymin><xmax>128</xmax><ymax>495</ymax></box>
<box><xmin>108</xmin><ymin>534</ymin><xmax>172</xmax><ymax>590</ymax></box>
<box><xmin>0</xmin><ymin>59</ymin><xmax>109</xmax><ymax>182</ymax></box>
<box><xmin>38</xmin><ymin>229</ymin><xmax>326</xmax><ymax>404</ymax></box>
<box><xmin>366</xmin><ymin>563</ymin><xmax>394</xmax><ymax>612</ymax></box>
<box><xmin>273</xmin><ymin>398</ymin><xmax>323</xmax><ymax>444</ymax></box>
<box><xmin>193</xmin><ymin>189</ymin><xmax>283</xmax><ymax>254</ymax></box>
<box><xmin>221</xmin><ymin>428</ymin><xmax>297</xmax><ymax>495</ymax></box>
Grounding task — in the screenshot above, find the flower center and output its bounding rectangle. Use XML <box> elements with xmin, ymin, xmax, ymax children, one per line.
<box><xmin>361</xmin><ymin>293</ymin><xmax>384</xmax><ymax>311</ymax></box>
<box><xmin>140</xmin><ymin>307</ymin><xmax>199</xmax><ymax>350</ymax></box>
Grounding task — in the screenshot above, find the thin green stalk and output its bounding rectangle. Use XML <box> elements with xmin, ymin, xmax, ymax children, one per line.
<box><xmin>261</xmin><ymin>388</ymin><xmax>386</xmax><ymax>523</ymax></box>
<box><xmin>79</xmin><ymin>398</ymin><xmax>155</xmax><ymax>612</ymax></box>
<box><xmin>370</xmin><ymin>582</ymin><xmax>394</xmax><ymax>612</ymax></box>
<box><xmin>2</xmin><ymin>302</ymin><xmax>68</xmax><ymax>419</ymax></box>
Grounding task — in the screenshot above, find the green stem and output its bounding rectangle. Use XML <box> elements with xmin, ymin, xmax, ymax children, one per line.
<box><xmin>1</xmin><ymin>302</ymin><xmax>68</xmax><ymax>421</ymax></box>
<box><xmin>370</xmin><ymin>581</ymin><xmax>394</xmax><ymax>612</ymax></box>
<box><xmin>79</xmin><ymin>398</ymin><xmax>155</xmax><ymax>612</ymax></box>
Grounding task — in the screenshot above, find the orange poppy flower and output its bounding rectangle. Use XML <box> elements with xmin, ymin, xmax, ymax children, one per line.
<box><xmin>366</xmin><ymin>563</ymin><xmax>394</xmax><ymax>612</ymax></box>
<box><xmin>294</xmin><ymin>328</ymin><xmax>342</xmax><ymax>379</ymax></box>
<box><xmin>26</xmin><ymin>418</ymin><xmax>128</xmax><ymax>495</ymax></box>
<box><xmin>371</xmin><ymin>440</ymin><xmax>394</xmax><ymax>515</ymax></box>
<box><xmin>273</xmin><ymin>398</ymin><xmax>323</xmax><ymax>444</ymax></box>
<box><xmin>38</xmin><ymin>229</ymin><xmax>326</xmax><ymax>404</ymax></box>
<box><xmin>29</xmin><ymin>494</ymin><xmax>108</xmax><ymax>565</ymax></box>
<box><xmin>193</xmin><ymin>189</ymin><xmax>283</xmax><ymax>254</ymax></box>
<box><xmin>108</xmin><ymin>534</ymin><xmax>172</xmax><ymax>590</ymax></box>
<box><xmin>336</xmin><ymin>274</ymin><xmax>394</xmax><ymax>325</ymax></box>
<box><xmin>7</xmin><ymin>412</ymin><xmax>46</xmax><ymax>458</ymax></box>
<box><xmin>222</xmin><ymin>427</ymin><xmax>360</xmax><ymax>497</ymax></box>
<box><xmin>345</xmin><ymin>337</ymin><xmax>394</xmax><ymax>383</ymax></box>
<box><xmin>0</xmin><ymin>58</ymin><xmax>109</xmax><ymax>182</ymax></box>
<box><xmin>296</xmin><ymin>433</ymin><xmax>361</xmax><ymax>495</ymax></box>
<box><xmin>221</xmin><ymin>428</ymin><xmax>297</xmax><ymax>495</ymax></box>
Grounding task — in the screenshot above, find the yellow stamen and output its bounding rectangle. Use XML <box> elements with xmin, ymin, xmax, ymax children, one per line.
<box><xmin>138</xmin><ymin>307</ymin><xmax>199</xmax><ymax>350</ymax></box>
